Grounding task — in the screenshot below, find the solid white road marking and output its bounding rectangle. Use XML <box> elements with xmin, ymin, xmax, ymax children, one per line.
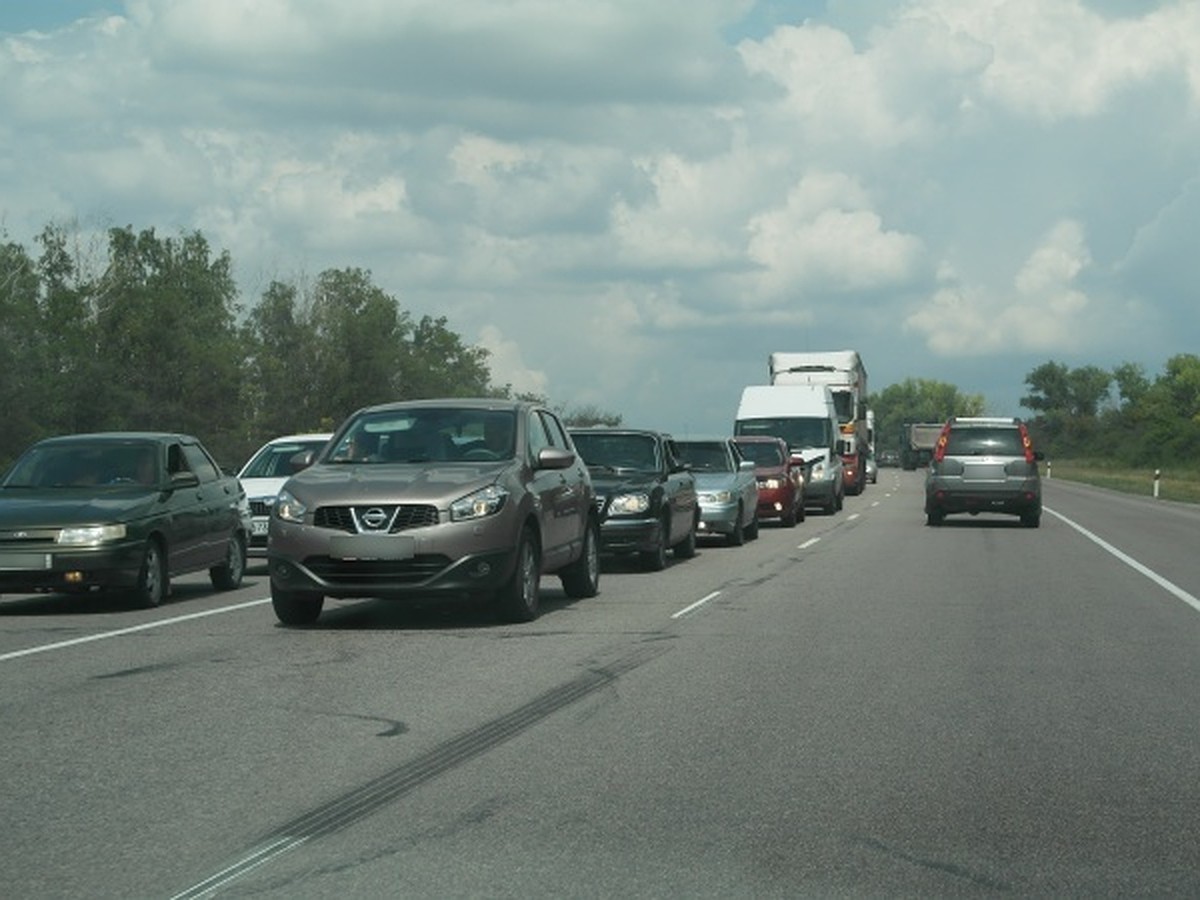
<box><xmin>672</xmin><ymin>591</ymin><xmax>721</xmax><ymax>619</ymax></box>
<box><xmin>0</xmin><ymin>597</ymin><xmax>272</xmax><ymax>663</ymax></box>
<box><xmin>798</xmin><ymin>538</ymin><xmax>820</xmax><ymax>550</ymax></box>
<box><xmin>1045</xmin><ymin>507</ymin><xmax>1200</xmax><ymax>614</ymax></box>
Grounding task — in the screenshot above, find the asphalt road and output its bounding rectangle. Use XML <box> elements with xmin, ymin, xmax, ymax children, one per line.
<box><xmin>2</xmin><ymin>470</ymin><xmax>1199</xmax><ymax>898</ymax></box>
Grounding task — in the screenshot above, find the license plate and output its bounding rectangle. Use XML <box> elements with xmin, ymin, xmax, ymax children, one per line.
<box><xmin>251</xmin><ymin>519</ymin><xmax>269</xmax><ymax>536</ymax></box>
<box><xmin>328</xmin><ymin>534</ymin><xmax>416</xmax><ymax>560</ymax></box>
<box><xmin>0</xmin><ymin>552</ymin><xmax>51</xmax><ymax>571</ymax></box>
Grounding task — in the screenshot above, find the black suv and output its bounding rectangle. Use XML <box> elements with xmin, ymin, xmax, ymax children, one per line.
<box><xmin>567</xmin><ymin>428</ymin><xmax>699</xmax><ymax>570</ymax></box>
<box><xmin>924</xmin><ymin>417</ymin><xmax>1043</xmax><ymax>527</ymax></box>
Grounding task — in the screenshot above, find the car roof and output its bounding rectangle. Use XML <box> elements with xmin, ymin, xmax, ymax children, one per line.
<box><xmin>263</xmin><ymin>432</ymin><xmax>333</xmax><ymax>444</ymax></box>
<box><xmin>35</xmin><ymin>431</ymin><xmax>198</xmax><ymax>445</ymax></box>
<box><xmin>568</xmin><ymin>427</ymin><xmax>668</xmax><ymax>437</ymax></box>
<box><xmin>947</xmin><ymin>417</ymin><xmax>1022</xmax><ymax>426</ymax></box>
<box><xmin>358</xmin><ymin>398</ymin><xmax>531</xmax><ymax>414</ymax></box>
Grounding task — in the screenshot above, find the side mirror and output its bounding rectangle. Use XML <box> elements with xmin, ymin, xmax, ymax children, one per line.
<box><xmin>738</xmin><ymin>460</ymin><xmax>755</xmax><ymax>472</ymax></box>
<box><xmin>169</xmin><ymin>470</ymin><xmax>200</xmax><ymax>489</ymax></box>
<box><xmin>290</xmin><ymin>449</ymin><xmax>318</xmax><ymax>473</ymax></box>
<box><xmin>537</xmin><ymin>447</ymin><xmax>576</xmax><ymax>470</ymax></box>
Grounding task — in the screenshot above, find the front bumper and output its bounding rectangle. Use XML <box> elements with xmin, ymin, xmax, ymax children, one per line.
<box><xmin>267</xmin><ymin>515</ymin><xmax>522</xmax><ymax>599</ymax></box>
<box><xmin>696</xmin><ymin>501</ymin><xmax>740</xmax><ymax>536</ymax></box>
<box><xmin>0</xmin><ymin>541</ymin><xmax>144</xmax><ymax>594</ymax></box>
<box><xmin>597</xmin><ymin>516</ymin><xmax>662</xmax><ymax>554</ymax></box>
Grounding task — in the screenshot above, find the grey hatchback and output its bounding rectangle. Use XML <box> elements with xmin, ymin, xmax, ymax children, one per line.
<box><xmin>924</xmin><ymin>417</ymin><xmax>1043</xmax><ymax>527</ymax></box>
<box><xmin>267</xmin><ymin>399</ymin><xmax>600</xmax><ymax>625</ymax></box>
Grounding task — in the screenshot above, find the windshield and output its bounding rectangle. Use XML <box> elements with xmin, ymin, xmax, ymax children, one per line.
<box><xmin>240</xmin><ymin>438</ymin><xmax>330</xmax><ymax>478</ymax></box>
<box><xmin>570</xmin><ymin>432</ymin><xmax>660</xmax><ymax>471</ymax></box>
<box><xmin>675</xmin><ymin>441</ymin><xmax>733</xmax><ymax>472</ymax></box>
<box><xmin>2</xmin><ymin>440</ymin><xmax>159</xmax><ymax>488</ymax></box>
<box><xmin>734</xmin><ymin>440</ymin><xmax>785</xmax><ymax>467</ymax></box>
<box><xmin>735</xmin><ymin>417</ymin><xmax>832</xmax><ymax>452</ymax></box>
<box><xmin>328</xmin><ymin>408</ymin><xmax>516</xmax><ymax>463</ymax></box>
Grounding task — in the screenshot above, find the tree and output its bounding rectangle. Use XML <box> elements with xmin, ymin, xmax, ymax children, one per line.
<box><xmin>561</xmin><ymin>404</ymin><xmax>622</xmax><ymax>427</ymax></box>
<box><xmin>869</xmin><ymin>378</ymin><xmax>984</xmax><ymax>452</ymax></box>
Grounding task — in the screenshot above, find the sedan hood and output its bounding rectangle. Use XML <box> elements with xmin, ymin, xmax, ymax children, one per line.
<box><xmin>0</xmin><ymin>487</ymin><xmax>162</xmax><ymax>528</ymax></box>
<box><xmin>692</xmin><ymin>472</ymin><xmax>739</xmax><ymax>491</ymax></box>
<box><xmin>283</xmin><ymin>461</ymin><xmax>507</xmax><ymax>505</ymax></box>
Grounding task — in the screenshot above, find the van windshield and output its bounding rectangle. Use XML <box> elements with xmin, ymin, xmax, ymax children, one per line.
<box><xmin>735</xmin><ymin>417</ymin><xmax>831</xmax><ymax>451</ymax></box>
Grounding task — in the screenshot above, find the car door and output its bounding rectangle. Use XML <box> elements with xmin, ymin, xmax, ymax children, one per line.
<box><xmin>526</xmin><ymin>409</ymin><xmax>585</xmax><ymax>569</ymax></box>
<box><xmin>661</xmin><ymin>438</ymin><xmax>697</xmax><ymax>546</ymax></box>
<box><xmin>180</xmin><ymin>440</ymin><xmax>239</xmax><ymax>567</ymax></box>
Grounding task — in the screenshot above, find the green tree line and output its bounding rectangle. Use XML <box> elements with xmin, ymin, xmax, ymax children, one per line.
<box><xmin>0</xmin><ymin>223</ymin><xmax>617</xmax><ymax>470</ymax></box>
<box><xmin>1020</xmin><ymin>357</ymin><xmax>1200</xmax><ymax>466</ymax></box>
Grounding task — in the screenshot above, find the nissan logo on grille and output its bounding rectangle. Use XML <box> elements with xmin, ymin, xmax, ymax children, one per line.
<box><xmin>357</xmin><ymin>507</ymin><xmax>391</xmax><ymax>531</ymax></box>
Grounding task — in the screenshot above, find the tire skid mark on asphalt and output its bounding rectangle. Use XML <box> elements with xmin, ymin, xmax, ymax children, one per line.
<box><xmin>169</xmin><ymin>643</ymin><xmax>667</xmax><ymax>899</ymax></box>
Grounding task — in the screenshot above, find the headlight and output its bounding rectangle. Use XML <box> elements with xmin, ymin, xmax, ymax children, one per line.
<box><xmin>700</xmin><ymin>490</ymin><xmax>734</xmax><ymax>504</ymax></box>
<box><xmin>810</xmin><ymin>461</ymin><xmax>826</xmax><ymax>480</ymax></box>
<box><xmin>451</xmin><ymin>485</ymin><xmax>508</xmax><ymax>521</ymax></box>
<box><xmin>275</xmin><ymin>489</ymin><xmax>308</xmax><ymax>523</ymax></box>
<box><xmin>57</xmin><ymin>524</ymin><xmax>126</xmax><ymax>545</ymax></box>
<box><xmin>761</xmin><ymin>477</ymin><xmax>783</xmax><ymax>490</ymax></box>
<box><xmin>608</xmin><ymin>493</ymin><xmax>650</xmax><ymax>515</ymax></box>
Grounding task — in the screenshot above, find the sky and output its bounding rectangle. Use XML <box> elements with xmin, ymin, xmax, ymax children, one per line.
<box><xmin>1</xmin><ymin>1</ymin><xmax>1197</xmax><ymax>435</ymax></box>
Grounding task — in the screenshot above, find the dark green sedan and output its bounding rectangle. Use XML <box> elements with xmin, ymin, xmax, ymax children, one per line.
<box><xmin>0</xmin><ymin>432</ymin><xmax>249</xmax><ymax>607</ymax></box>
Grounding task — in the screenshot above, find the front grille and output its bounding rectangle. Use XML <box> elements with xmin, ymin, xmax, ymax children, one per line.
<box><xmin>304</xmin><ymin>555</ymin><xmax>453</xmax><ymax>585</ymax></box>
<box><xmin>314</xmin><ymin>505</ymin><xmax>440</xmax><ymax>534</ymax></box>
<box><xmin>250</xmin><ymin>499</ymin><xmax>272</xmax><ymax>517</ymax></box>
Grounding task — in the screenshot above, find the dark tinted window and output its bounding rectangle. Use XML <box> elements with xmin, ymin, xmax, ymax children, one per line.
<box><xmin>676</xmin><ymin>441</ymin><xmax>733</xmax><ymax>472</ymax></box>
<box><xmin>735</xmin><ymin>441</ymin><xmax>785</xmax><ymax>466</ymax></box>
<box><xmin>944</xmin><ymin>426</ymin><xmax>1023</xmax><ymax>456</ymax></box>
<box><xmin>570</xmin><ymin>432</ymin><xmax>659</xmax><ymax>470</ymax></box>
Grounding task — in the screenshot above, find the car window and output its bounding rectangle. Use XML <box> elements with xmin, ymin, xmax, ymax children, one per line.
<box><xmin>571</xmin><ymin>433</ymin><xmax>659</xmax><ymax>470</ymax></box>
<box><xmin>677</xmin><ymin>442</ymin><xmax>733</xmax><ymax>472</ymax></box>
<box><xmin>736</xmin><ymin>441</ymin><xmax>784</xmax><ymax>466</ymax></box>
<box><xmin>181</xmin><ymin>442</ymin><xmax>221</xmax><ymax>482</ymax></box>
<box><xmin>242</xmin><ymin>440</ymin><xmax>328</xmax><ymax>478</ymax></box>
<box><xmin>945</xmin><ymin>427</ymin><xmax>1023</xmax><ymax>456</ymax></box>
<box><xmin>527</xmin><ymin>410</ymin><xmax>552</xmax><ymax>459</ymax></box>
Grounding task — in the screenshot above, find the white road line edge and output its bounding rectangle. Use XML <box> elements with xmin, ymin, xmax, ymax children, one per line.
<box><xmin>1045</xmin><ymin>506</ymin><xmax>1200</xmax><ymax>614</ymax></box>
<box><xmin>672</xmin><ymin>591</ymin><xmax>721</xmax><ymax>619</ymax></box>
<box><xmin>798</xmin><ymin>538</ymin><xmax>820</xmax><ymax>550</ymax></box>
<box><xmin>0</xmin><ymin>597</ymin><xmax>272</xmax><ymax>663</ymax></box>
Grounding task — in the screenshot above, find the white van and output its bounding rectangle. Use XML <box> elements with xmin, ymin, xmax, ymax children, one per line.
<box><xmin>734</xmin><ymin>384</ymin><xmax>845</xmax><ymax>514</ymax></box>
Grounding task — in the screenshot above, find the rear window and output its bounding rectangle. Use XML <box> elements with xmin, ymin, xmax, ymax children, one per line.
<box><xmin>944</xmin><ymin>426</ymin><xmax>1024</xmax><ymax>456</ymax></box>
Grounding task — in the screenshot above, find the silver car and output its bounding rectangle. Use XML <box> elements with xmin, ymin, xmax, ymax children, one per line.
<box><xmin>267</xmin><ymin>399</ymin><xmax>600</xmax><ymax>625</ymax></box>
<box><xmin>674</xmin><ymin>437</ymin><xmax>759</xmax><ymax>545</ymax></box>
<box><xmin>924</xmin><ymin>417</ymin><xmax>1043</xmax><ymax>527</ymax></box>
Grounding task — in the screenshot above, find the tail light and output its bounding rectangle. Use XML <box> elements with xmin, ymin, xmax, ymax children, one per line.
<box><xmin>932</xmin><ymin>423</ymin><xmax>951</xmax><ymax>463</ymax></box>
<box><xmin>1019</xmin><ymin>422</ymin><xmax>1036</xmax><ymax>464</ymax></box>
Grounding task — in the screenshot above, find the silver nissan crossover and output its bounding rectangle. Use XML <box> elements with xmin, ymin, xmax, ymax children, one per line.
<box><xmin>267</xmin><ymin>399</ymin><xmax>600</xmax><ymax>625</ymax></box>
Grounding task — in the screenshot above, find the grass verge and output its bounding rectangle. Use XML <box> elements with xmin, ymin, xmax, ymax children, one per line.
<box><xmin>1045</xmin><ymin>459</ymin><xmax>1200</xmax><ymax>505</ymax></box>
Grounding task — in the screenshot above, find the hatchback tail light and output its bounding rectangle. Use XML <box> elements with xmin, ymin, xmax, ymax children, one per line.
<box><xmin>1018</xmin><ymin>422</ymin><xmax>1036</xmax><ymax>464</ymax></box>
<box><xmin>932</xmin><ymin>423</ymin><xmax>952</xmax><ymax>463</ymax></box>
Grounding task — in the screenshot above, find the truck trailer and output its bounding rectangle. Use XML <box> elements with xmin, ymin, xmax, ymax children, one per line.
<box><xmin>768</xmin><ymin>350</ymin><xmax>869</xmax><ymax>494</ymax></box>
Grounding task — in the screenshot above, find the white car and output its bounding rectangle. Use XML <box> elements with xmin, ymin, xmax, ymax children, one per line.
<box><xmin>238</xmin><ymin>433</ymin><xmax>332</xmax><ymax>558</ymax></box>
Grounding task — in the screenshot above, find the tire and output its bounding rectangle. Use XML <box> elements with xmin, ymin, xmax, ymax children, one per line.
<box><xmin>497</xmin><ymin>527</ymin><xmax>541</xmax><ymax>622</ymax></box>
<box><xmin>745</xmin><ymin>513</ymin><xmax>759</xmax><ymax>540</ymax></box>
<box><xmin>673</xmin><ymin>514</ymin><xmax>697</xmax><ymax>559</ymax></box>
<box><xmin>271</xmin><ymin>585</ymin><xmax>324</xmax><ymax>625</ymax></box>
<box><xmin>926</xmin><ymin>510</ymin><xmax>944</xmax><ymax>527</ymax></box>
<box><xmin>727</xmin><ymin>506</ymin><xmax>745</xmax><ymax>546</ymax></box>
<box><xmin>1021</xmin><ymin>511</ymin><xmax>1041</xmax><ymax>528</ymax></box>
<box><xmin>835</xmin><ymin>489</ymin><xmax>844</xmax><ymax>511</ymax></box>
<box><xmin>560</xmin><ymin>517</ymin><xmax>600</xmax><ymax>598</ymax></box>
<box><xmin>639</xmin><ymin>516</ymin><xmax>669</xmax><ymax>571</ymax></box>
<box><xmin>781</xmin><ymin>501</ymin><xmax>797</xmax><ymax>528</ymax></box>
<box><xmin>796</xmin><ymin>498</ymin><xmax>806</xmax><ymax>523</ymax></box>
<box><xmin>209</xmin><ymin>534</ymin><xmax>246</xmax><ymax>590</ymax></box>
<box><xmin>131</xmin><ymin>540</ymin><xmax>167</xmax><ymax>608</ymax></box>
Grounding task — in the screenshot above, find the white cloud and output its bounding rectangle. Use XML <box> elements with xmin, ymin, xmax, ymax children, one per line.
<box><xmin>907</xmin><ymin>219</ymin><xmax>1093</xmax><ymax>355</ymax></box>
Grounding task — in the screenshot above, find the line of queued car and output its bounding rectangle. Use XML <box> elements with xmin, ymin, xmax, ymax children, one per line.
<box><xmin>0</xmin><ymin>397</ymin><xmax>821</xmax><ymax>625</ymax></box>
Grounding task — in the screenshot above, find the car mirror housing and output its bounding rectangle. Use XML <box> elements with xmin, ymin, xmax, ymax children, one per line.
<box><xmin>537</xmin><ymin>447</ymin><xmax>576</xmax><ymax>470</ymax></box>
<box><xmin>169</xmin><ymin>470</ymin><xmax>200</xmax><ymax>489</ymax></box>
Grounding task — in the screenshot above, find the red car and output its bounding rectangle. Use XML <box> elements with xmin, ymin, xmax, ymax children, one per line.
<box><xmin>732</xmin><ymin>436</ymin><xmax>805</xmax><ymax>527</ymax></box>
